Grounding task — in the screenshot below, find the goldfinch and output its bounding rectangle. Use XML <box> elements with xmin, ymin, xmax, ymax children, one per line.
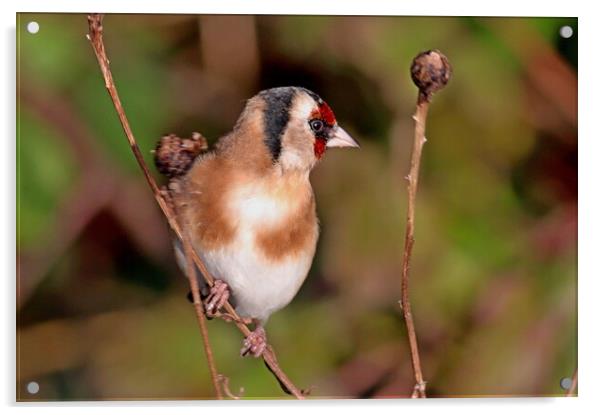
<box><xmin>167</xmin><ymin>86</ymin><xmax>359</xmax><ymax>357</ymax></box>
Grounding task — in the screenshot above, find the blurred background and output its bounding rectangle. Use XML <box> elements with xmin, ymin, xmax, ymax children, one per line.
<box><xmin>16</xmin><ymin>14</ymin><xmax>577</xmax><ymax>400</ymax></box>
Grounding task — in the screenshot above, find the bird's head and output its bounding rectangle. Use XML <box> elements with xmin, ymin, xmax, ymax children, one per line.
<box><xmin>235</xmin><ymin>87</ymin><xmax>359</xmax><ymax>173</ymax></box>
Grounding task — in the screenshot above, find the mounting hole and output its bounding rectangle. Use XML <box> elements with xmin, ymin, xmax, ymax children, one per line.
<box><xmin>26</xmin><ymin>21</ymin><xmax>40</xmax><ymax>34</ymax></box>
<box><xmin>560</xmin><ymin>377</ymin><xmax>573</xmax><ymax>390</ymax></box>
<box><xmin>27</xmin><ymin>381</ymin><xmax>39</xmax><ymax>394</ymax></box>
<box><xmin>559</xmin><ymin>25</ymin><xmax>573</xmax><ymax>39</ymax></box>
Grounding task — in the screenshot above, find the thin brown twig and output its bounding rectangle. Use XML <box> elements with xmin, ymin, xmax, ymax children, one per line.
<box><xmin>400</xmin><ymin>50</ymin><xmax>451</xmax><ymax>399</ymax></box>
<box><xmin>401</xmin><ymin>97</ymin><xmax>429</xmax><ymax>400</ymax></box>
<box><xmin>86</xmin><ymin>13</ymin><xmax>304</xmax><ymax>400</ymax></box>
<box><xmin>181</xmin><ymin>213</ymin><xmax>223</xmax><ymax>399</ymax></box>
<box><xmin>566</xmin><ymin>368</ymin><xmax>578</xmax><ymax>397</ymax></box>
<box><xmin>86</xmin><ymin>15</ymin><xmax>222</xmax><ymax>399</ymax></box>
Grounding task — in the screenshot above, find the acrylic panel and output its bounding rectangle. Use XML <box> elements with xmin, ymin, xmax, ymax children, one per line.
<box><xmin>16</xmin><ymin>13</ymin><xmax>577</xmax><ymax>401</ymax></box>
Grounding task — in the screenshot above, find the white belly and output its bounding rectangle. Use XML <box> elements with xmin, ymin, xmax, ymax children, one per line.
<box><xmin>199</xmin><ymin>239</ymin><xmax>314</xmax><ymax>323</ymax></box>
<box><xmin>195</xmin><ymin>179</ymin><xmax>318</xmax><ymax>323</ymax></box>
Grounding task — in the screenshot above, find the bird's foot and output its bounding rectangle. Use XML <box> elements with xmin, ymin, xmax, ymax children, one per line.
<box><xmin>204</xmin><ymin>279</ymin><xmax>230</xmax><ymax>317</ymax></box>
<box><xmin>241</xmin><ymin>326</ymin><xmax>267</xmax><ymax>358</ymax></box>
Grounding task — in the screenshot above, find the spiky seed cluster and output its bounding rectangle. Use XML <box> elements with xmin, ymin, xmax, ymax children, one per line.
<box><xmin>154</xmin><ymin>132</ymin><xmax>208</xmax><ymax>178</ymax></box>
<box><xmin>410</xmin><ymin>49</ymin><xmax>452</xmax><ymax>102</ymax></box>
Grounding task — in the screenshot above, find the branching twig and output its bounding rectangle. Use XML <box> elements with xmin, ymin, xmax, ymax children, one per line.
<box><xmin>400</xmin><ymin>50</ymin><xmax>451</xmax><ymax>399</ymax></box>
<box><xmin>86</xmin><ymin>13</ymin><xmax>305</xmax><ymax>400</ymax></box>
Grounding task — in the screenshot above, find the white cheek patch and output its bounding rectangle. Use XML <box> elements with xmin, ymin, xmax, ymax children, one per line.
<box><xmin>278</xmin><ymin>93</ymin><xmax>319</xmax><ymax>171</ymax></box>
<box><xmin>290</xmin><ymin>93</ymin><xmax>317</xmax><ymax>121</ymax></box>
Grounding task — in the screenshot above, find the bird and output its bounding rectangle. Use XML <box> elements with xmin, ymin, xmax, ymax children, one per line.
<box><xmin>167</xmin><ymin>86</ymin><xmax>359</xmax><ymax>357</ymax></box>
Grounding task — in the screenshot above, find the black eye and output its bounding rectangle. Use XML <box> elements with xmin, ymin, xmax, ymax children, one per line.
<box><xmin>309</xmin><ymin>119</ymin><xmax>324</xmax><ymax>133</ymax></box>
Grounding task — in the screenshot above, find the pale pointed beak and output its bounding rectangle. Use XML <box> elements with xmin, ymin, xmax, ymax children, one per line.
<box><xmin>326</xmin><ymin>126</ymin><xmax>360</xmax><ymax>149</ymax></box>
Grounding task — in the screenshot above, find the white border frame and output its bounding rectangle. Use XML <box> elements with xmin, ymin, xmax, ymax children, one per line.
<box><xmin>4</xmin><ymin>1</ymin><xmax>599</xmax><ymax>414</ymax></box>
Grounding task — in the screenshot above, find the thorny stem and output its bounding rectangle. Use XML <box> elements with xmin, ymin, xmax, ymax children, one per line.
<box><xmin>86</xmin><ymin>13</ymin><xmax>305</xmax><ymax>400</ymax></box>
<box><xmin>401</xmin><ymin>98</ymin><xmax>429</xmax><ymax>399</ymax></box>
<box><xmin>400</xmin><ymin>49</ymin><xmax>451</xmax><ymax>399</ymax></box>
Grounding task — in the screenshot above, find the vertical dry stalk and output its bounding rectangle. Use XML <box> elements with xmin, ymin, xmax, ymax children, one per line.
<box><xmin>400</xmin><ymin>50</ymin><xmax>451</xmax><ymax>399</ymax></box>
<box><xmin>86</xmin><ymin>13</ymin><xmax>305</xmax><ymax>400</ymax></box>
<box><xmin>401</xmin><ymin>101</ymin><xmax>429</xmax><ymax>399</ymax></box>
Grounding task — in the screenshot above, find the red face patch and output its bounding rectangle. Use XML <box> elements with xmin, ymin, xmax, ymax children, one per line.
<box><xmin>309</xmin><ymin>99</ymin><xmax>336</xmax><ymax>160</ymax></box>
<box><xmin>318</xmin><ymin>101</ymin><xmax>336</xmax><ymax>125</ymax></box>
<box><xmin>314</xmin><ymin>137</ymin><xmax>327</xmax><ymax>159</ymax></box>
<box><xmin>310</xmin><ymin>101</ymin><xmax>336</xmax><ymax>127</ymax></box>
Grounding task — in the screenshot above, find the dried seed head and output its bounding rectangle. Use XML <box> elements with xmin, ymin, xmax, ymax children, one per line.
<box><xmin>154</xmin><ymin>132</ymin><xmax>208</xmax><ymax>178</ymax></box>
<box><xmin>410</xmin><ymin>49</ymin><xmax>452</xmax><ymax>102</ymax></box>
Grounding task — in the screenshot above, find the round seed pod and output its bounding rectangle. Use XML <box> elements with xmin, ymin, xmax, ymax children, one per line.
<box><xmin>410</xmin><ymin>49</ymin><xmax>452</xmax><ymax>102</ymax></box>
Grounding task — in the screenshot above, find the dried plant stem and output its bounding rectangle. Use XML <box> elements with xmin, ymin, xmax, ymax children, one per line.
<box><xmin>566</xmin><ymin>368</ymin><xmax>578</xmax><ymax>397</ymax></box>
<box><xmin>86</xmin><ymin>13</ymin><xmax>304</xmax><ymax>400</ymax></box>
<box><xmin>400</xmin><ymin>49</ymin><xmax>451</xmax><ymax>399</ymax></box>
<box><xmin>182</xmin><ymin>229</ymin><xmax>223</xmax><ymax>399</ymax></box>
<box><xmin>400</xmin><ymin>99</ymin><xmax>429</xmax><ymax>399</ymax></box>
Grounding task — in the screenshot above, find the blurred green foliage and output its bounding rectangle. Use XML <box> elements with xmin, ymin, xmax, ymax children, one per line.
<box><xmin>17</xmin><ymin>13</ymin><xmax>576</xmax><ymax>400</ymax></box>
